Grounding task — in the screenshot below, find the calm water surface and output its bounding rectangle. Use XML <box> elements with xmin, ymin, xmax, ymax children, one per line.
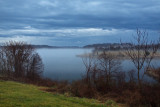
<box><xmin>37</xmin><ymin>48</ymin><xmax>159</xmax><ymax>82</ymax></box>
<box><xmin>37</xmin><ymin>48</ymin><xmax>92</xmax><ymax>81</ymax></box>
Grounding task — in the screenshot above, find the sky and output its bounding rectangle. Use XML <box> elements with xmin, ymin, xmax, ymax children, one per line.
<box><xmin>0</xmin><ymin>0</ymin><xmax>160</xmax><ymax>46</ymax></box>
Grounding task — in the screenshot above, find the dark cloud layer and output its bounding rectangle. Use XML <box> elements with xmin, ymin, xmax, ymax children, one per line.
<box><xmin>0</xmin><ymin>0</ymin><xmax>160</xmax><ymax>46</ymax></box>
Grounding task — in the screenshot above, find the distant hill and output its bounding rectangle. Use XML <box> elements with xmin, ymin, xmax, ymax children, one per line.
<box><xmin>83</xmin><ymin>43</ymin><xmax>132</xmax><ymax>50</ymax></box>
<box><xmin>31</xmin><ymin>45</ymin><xmax>58</xmax><ymax>48</ymax></box>
<box><xmin>32</xmin><ymin>45</ymin><xmax>80</xmax><ymax>49</ymax></box>
<box><xmin>0</xmin><ymin>45</ymin><xmax>80</xmax><ymax>49</ymax></box>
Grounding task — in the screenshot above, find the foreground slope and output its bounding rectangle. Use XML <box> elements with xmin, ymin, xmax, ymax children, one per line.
<box><xmin>0</xmin><ymin>80</ymin><xmax>107</xmax><ymax>107</ymax></box>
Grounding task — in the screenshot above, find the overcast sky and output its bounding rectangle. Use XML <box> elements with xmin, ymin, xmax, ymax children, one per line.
<box><xmin>0</xmin><ymin>0</ymin><xmax>160</xmax><ymax>46</ymax></box>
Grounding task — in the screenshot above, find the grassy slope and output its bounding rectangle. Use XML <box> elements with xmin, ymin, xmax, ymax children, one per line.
<box><xmin>0</xmin><ymin>80</ymin><xmax>110</xmax><ymax>107</ymax></box>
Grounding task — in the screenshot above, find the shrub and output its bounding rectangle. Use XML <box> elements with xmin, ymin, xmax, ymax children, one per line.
<box><xmin>71</xmin><ymin>80</ymin><xmax>97</xmax><ymax>98</ymax></box>
<box><xmin>105</xmin><ymin>100</ymin><xmax>117</xmax><ymax>107</ymax></box>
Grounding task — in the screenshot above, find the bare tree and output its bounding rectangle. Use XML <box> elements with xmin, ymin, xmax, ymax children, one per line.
<box><xmin>128</xmin><ymin>70</ymin><xmax>136</xmax><ymax>83</ymax></box>
<box><xmin>82</xmin><ymin>54</ymin><xmax>96</xmax><ymax>85</ymax></box>
<box><xmin>0</xmin><ymin>49</ymin><xmax>8</xmax><ymax>76</ymax></box>
<box><xmin>0</xmin><ymin>41</ymin><xmax>43</xmax><ymax>80</ymax></box>
<box><xmin>82</xmin><ymin>51</ymin><xmax>122</xmax><ymax>92</ymax></box>
<box><xmin>122</xmin><ymin>29</ymin><xmax>159</xmax><ymax>85</ymax></box>
<box><xmin>27</xmin><ymin>53</ymin><xmax>44</xmax><ymax>81</ymax></box>
<box><xmin>98</xmin><ymin>51</ymin><xmax>121</xmax><ymax>86</ymax></box>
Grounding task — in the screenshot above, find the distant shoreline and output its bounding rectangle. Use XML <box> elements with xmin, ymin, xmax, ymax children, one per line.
<box><xmin>77</xmin><ymin>50</ymin><xmax>160</xmax><ymax>59</ymax></box>
<box><xmin>0</xmin><ymin>45</ymin><xmax>82</xmax><ymax>49</ymax></box>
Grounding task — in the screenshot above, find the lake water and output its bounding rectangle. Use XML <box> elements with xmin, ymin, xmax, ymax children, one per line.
<box><xmin>37</xmin><ymin>48</ymin><xmax>92</xmax><ymax>81</ymax></box>
<box><xmin>37</xmin><ymin>48</ymin><xmax>159</xmax><ymax>83</ymax></box>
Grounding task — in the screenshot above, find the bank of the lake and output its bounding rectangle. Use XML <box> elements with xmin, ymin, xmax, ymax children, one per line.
<box><xmin>0</xmin><ymin>80</ymin><xmax>117</xmax><ymax>107</ymax></box>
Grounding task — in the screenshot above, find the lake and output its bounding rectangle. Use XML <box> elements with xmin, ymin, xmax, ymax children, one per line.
<box><xmin>37</xmin><ymin>48</ymin><xmax>92</xmax><ymax>81</ymax></box>
<box><xmin>37</xmin><ymin>48</ymin><xmax>159</xmax><ymax>83</ymax></box>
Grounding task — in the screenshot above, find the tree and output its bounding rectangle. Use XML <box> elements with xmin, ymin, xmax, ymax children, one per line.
<box><xmin>27</xmin><ymin>53</ymin><xmax>44</xmax><ymax>80</ymax></box>
<box><xmin>98</xmin><ymin>51</ymin><xmax>121</xmax><ymax>86</ymax></box>
<box><xmin>82</xmin><ymin>51</ymin><xmax>122</xmax><ymax>92</ymax></box>
<box><xmin>82</xmin><ymin>54</ymin><xmax>96</xmax><ymax>85</ymax></box>
<box><xmin>122</xmin><ymin>29</ymin><xmax>159</xmax><ymax>85</ymax></box>
<box><xmin>0</xmin><ymin>41</ymin><xmax>43</xmax><ymax>80</ymax></box>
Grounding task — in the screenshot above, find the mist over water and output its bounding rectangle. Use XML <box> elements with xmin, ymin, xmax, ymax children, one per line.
<box><xmin>37</xmin><ymin>48</ymin><xmax>159</xmax><ymax>83</ymax></box>
<box><xmin>37</xmin><ymin>48</ymin><xmax>92</xmax><ymax>81</ymax></box>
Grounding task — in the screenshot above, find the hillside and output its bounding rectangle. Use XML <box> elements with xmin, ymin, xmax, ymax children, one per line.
<box><xmin>0</xmin><ymin>80</ymin><xmax>112</xmax><ymax>107</ymax></box>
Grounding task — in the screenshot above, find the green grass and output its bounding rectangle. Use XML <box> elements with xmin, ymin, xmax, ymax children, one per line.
<box><xmin>0</xmin><ymin>80</ymin><xmax>111</xmax><ymax>107</ymax></box>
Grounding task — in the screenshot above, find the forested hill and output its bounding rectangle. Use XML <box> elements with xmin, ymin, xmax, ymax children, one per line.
<box><xmin>83</xmin><ymin>43</ymin><xmax>131</xmax><ymax>50</ymax></box>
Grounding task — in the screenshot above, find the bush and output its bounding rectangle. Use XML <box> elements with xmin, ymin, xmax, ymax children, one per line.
<box><xmin>71</xmin><ymin>80</ymin><xmax>97</xmax><ymax>98</ymax></box>
<box><xmin>105</xmin><ymin>100</ymin><xmax>117</xmax><ymax>107</ymax></box>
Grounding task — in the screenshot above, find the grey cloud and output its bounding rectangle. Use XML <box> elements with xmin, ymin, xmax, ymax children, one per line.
<box><xmin>0</xmin><ymin>0</ymin><xmax>160</xmax><ymax>29</ymax></box>
<box><xmin>0</xmin><ymin>0</ymin><xmax>160</xmax><ymax>45</ymax></box>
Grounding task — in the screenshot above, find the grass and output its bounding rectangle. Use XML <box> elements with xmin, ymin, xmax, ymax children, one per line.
<box><xmin>78</xmin><ymin>50</ymin><xmax>160</xmax><ymax>59</ymax></box>
<box><xmin>0</xmin><ymin>80</ymin><xmax>116</xmax><ymax>107</ymax></box>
